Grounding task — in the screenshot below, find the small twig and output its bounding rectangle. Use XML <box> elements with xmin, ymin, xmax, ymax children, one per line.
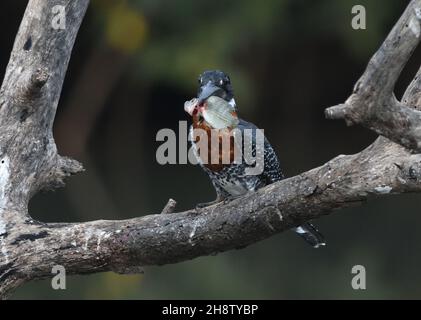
<box><xmin>161</xmin><ymin>198</ymin><xmax>177</xmax><ymax>214</ymax></box>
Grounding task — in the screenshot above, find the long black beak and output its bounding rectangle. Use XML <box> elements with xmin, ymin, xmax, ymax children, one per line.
<box><xmin>197</xmin><ymin>83</ymin><xmax>222</xmax><ymax>103</ymax></box>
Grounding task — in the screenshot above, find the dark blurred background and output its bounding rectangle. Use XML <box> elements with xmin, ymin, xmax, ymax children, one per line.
<box><xmin>1</xmin><ymin>0</ymin><xmax>421</xmax><ymax>299</ymax></box>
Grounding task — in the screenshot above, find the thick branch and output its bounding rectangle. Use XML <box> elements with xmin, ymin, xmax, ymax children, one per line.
<box><xmin>2</xmin><ymin>138</ymin><xmax>421</xmax><ymax>297</ymax></box>
<box><xmin>0</xmin><ymin>0</ymin><xmax>88</xmax><ymax>297</ymax></box>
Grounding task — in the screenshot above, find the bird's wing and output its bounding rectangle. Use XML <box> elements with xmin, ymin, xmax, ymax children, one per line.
<box><xmin>262</xmin><ymin>137</ymin><xmax>284</xmax><ymax>183</ymax></box>
<box><xmin>237</xmin><ymin>119</ymin><xmax>284</xmax><ymax>184</ymax></box>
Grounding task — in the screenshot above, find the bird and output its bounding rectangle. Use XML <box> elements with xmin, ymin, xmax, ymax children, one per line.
<box><xmin>184</xmin><ymin>70</ymin><xmax>325</xmax><ymax>248</ymax></box>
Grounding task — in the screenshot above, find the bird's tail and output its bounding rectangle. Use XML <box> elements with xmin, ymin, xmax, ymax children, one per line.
<box><xmin>293</xmin><ymin>222</ymin><xmax>326</xmax><ymax>248</ymax></box>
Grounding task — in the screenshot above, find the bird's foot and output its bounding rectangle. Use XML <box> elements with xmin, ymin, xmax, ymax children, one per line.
<box><xmin>222</xmin><ymin>194</ymin><xmax>243</xmax><ymax>204</ymax></box>
<box><xmin>195</xmin><ymin>197</ymin><xmax>224</xmax><ymax>210</ymax></box>
<box><xmin>195</xmin><ymin>195</ymin><xmax>244</xmax><ymax>211</ymax></box>
<box><xmin>196</xmin><ymin>195</ymin><xmax>228</xmax><ymax>210</ymax></box>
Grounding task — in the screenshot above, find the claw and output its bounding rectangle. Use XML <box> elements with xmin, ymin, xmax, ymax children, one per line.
<box><xmin>195</xmin><ymin>196</ymin><xmax>225</xmax><ymax>210</ymax></box>
<box><xmin>222</xmin><ymin>194</ymin><xmax>243</xmax><ymax>204</ymax></box>
<box><xmin>195</xmin><ymin>194</ymin><xmax>244</xmax><ymax>210</ymax></box>
<box><xmin>222</xmin><ymin>198</ymin><xmax>232</xmax><ymax>205</ymax></box>
<box><xmin>195</xmin><ymin>199</ymin><xmax>222</xmax><ymax>210</ymax></box>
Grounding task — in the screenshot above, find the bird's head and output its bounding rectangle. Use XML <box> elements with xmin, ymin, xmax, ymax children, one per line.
<box><xmin>196</xmin><ymin>70</ymin><xmax>234</xmax><ymax>105</ymax></box>
<box><xmin>184</xmin><ymin>70</ymin><xmax>238</xmax><ymax>129</ymax></box>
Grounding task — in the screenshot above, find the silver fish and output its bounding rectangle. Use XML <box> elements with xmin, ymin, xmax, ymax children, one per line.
<box><xmin>202</xmin><ymin>96</ymin><xmax>239</xmax><ymax>129</ymax></box>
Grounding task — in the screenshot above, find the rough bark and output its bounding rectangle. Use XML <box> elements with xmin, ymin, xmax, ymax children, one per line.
<box><xmin>0</xmin><ymin>0</ymin><xmax>421</xmax><ymax>299</ymax></box>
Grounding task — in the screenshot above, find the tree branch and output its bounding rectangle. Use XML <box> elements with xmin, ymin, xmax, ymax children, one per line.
<box><xmin>326</xmin><ymin>0</ymin><xmax>421</xmax><ymax>151</ymax></box>
<box><xmin>0</xmin><ymin>0</ymin><xmax>88</xmax><ymax>297</ymax></box>
<box><xmin>0</xmin><ymin>0</ymin><xmax>421</xmax><ymax>299</ymax></box>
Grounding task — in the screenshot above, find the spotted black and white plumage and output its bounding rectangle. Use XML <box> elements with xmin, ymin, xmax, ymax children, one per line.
<box><xmin>190</xmin><ymin>119</ymin><xmax>279</xmax><ymax>197</ymax></box>
<box><xmin>189</xmin><ymin>70</ymin><xmax>325</xmax><ymax>248</ymax></box>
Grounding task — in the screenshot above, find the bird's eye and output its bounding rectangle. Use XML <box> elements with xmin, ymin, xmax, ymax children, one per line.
<box><xmin>198</xmin><ymin>77</ymin><xmax>203</xmax><ymax>84</ymax></box>
<box><xmin>219</xmin><ymin>79</ymin><xmax>224</xmax><ymax>86</ymax></box>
